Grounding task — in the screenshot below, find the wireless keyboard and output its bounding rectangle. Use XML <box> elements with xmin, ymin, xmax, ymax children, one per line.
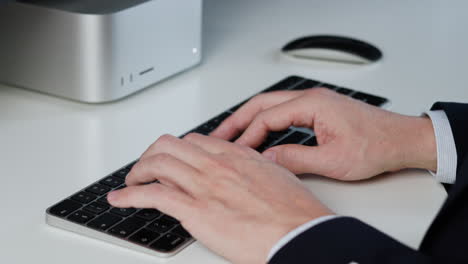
<box><xmin>46</xmin><ymin>76</ymin><xmax>389</xmax><ymax>258</ymax></box>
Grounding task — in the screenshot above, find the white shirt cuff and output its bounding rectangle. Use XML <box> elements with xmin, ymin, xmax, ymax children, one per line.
<box><xmin>425</xmin><ymin>110</ymin><xmax>458</xmax><ymax>184</ymax></box>
<box><xmin>267</xmin><ymin>215</ymin><xmax>342</xmax><ymax>262</ymax></box>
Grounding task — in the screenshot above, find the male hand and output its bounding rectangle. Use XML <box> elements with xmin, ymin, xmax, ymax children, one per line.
<box><xmin>108</xmin><ymin>134</ymin><xmax>332</xmax><ymax>264</ymax></box>
<box><xmin>211</xmin><ymin>88</ymin><xmax>437</xmax><ymax>181</ymax></box>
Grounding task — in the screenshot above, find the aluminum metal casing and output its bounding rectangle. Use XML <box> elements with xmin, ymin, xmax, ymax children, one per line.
<box><xmin>0</xmin><ymin>0</ymin><xmax>202</xmax><ymax>103</ymax></box>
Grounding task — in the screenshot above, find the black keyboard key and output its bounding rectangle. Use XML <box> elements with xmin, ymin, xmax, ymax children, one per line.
<box><xmin>191</xmin><ymin>126</ymin><xmax>211</xmax><ymax>136</ymax></box>
<box><xmin>109</xmin><ymin>217</ymin><xmax>146</xmax><ymax>238</ymax></box>
<box><xmin>209</xmin><ymin>112</ymin><xmax>231</xmax><ymax>127</ymax></box>
<box><xmin>199</xmin><ymin>122</ymin><xmax>218</xmax><ymax>134</ymax></box>
<box><xmin>49</xmin><ymin>199</ymin><xmax>82</xmax><ymax>217</ymax></box>
<box><xmin>263</xmin><ymin>76</ymin><xmax>305</xmax><ymax>93</ymax></box>
<box><xmin>198</xmin><ymin>113</ymin><xmax>231</xmax><ymax>134</ymax></box>
<box><xmin>303</xmin><ymin>137</ymin><xmax>318</xmax><ymax>147</ymax></box>
<box><xmin>86</xmin><ymin>184</ymin><xmax>111</xmax><ymax>196</ymax></box>
<box><xmin>71</xmin><ymin>192</ymin><xmax>97</xmax><ymax>204</ymax></box>
<box><xmin>129</xmin><ymin>228</ymin><xmax>161</xmax><ymax>245</ymax></box>
<box><xmin>110</xmin><ymin>207</ymin><xmax>137</xmax><ymax>217</ymax></box>
<box><xmin>113</xmin><ymin>169</ymin><xmax>130</xmax><ymax>179</ymax></box>
<box><xmin>256</xmin><ymin>129</ymin><xmax>291</xmax><ymax>152</ymax></box>
<box><xmin>352</xmin><ymin>92</ymin><xmax>387</xmax><ymax>106</ymax></box>
<box><xmin>100</xmin><ymin>176</ymin><xmax>124</xmax><ymax>188</ymax></box>
<box><xmin>136</xmin><ymin>209</ymin><xmax>161</xmax><ymax>221</ymax></box>
<box><xmin>171</xmin><ymin>225</ymin><xmax>192</xmax><ymax>239</ymax></box>
<box><xmin>320</xmin><ymin>83</ymin><xmax>337</xmax><ymax>90</ymax></box>
<box><xmin>84</xmin><ymin>202</ymin><xmax>109</xmax><ymax>215</ymax></box>
<box><xmin>269</xmin><ymin>129</ymin><xmax>291</xmax><ymax>140</ymax></box>
<box><xmin>87</xmin><ymin>213</ymin><xmax>122</xmax><ymax>231</ymax></box>
<box><xmin>256</xmin><ymin>142</ymin><xmax>270</xmax><ymax>153</ymax></box>
<box><xmin>97</xmin><ymin>196</ymin><xmax>110</xmax><ymax>206</ymax></box>
<box><xmin>275</xmin><ymin>131</ymin><xmax>310</xmax><ymax>146</ymax></box>
<box><xmin>68</xmin><ymin>210</ymin><xmax>95</xmax><ymax>224</ymax></box>
<box><xmin>336</xmin><ymin>87</ymin><xmax>354</xmax><ymax>95</ymax></box>
<box><xmin>256</xmin><ymin>137</ymin><xmax>278</xmax><ymax>152</ymax></box>
<box><xmin>290</xmin><ymin>79</ymin><xmax>320</xmax><ymax>91</ymax></box>
<box><xmin>148</xmin><ymin>217</ymin><xmax>177</xmax><ymax>233</ymax></box>
<box><xmin>150</xmin><ymin>233</ymin><xmax>186</xmax><ymax>252</ymax></box>
<box><xmin>229</xmin><ymin>135</ymin><xmax>240</xmax><ymax>143</ymax></box>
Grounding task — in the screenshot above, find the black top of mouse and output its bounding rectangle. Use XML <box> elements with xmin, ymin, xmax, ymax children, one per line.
<box><xmin>282</xmin><ymin>35</ymin><xmax>383</xmax><ymax>64</ymax></box>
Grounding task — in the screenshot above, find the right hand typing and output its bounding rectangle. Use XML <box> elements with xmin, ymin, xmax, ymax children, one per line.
<box><xmin>211</xmin><ymin>88</ymin><xmax>437</xmax><ymax>181</ymax></box>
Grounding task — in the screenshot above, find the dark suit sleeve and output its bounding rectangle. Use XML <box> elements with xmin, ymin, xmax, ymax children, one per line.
<box><xmin>269</xmin><ymin>217</ymin><xmax>435</xmax><ymax>264</ymax></box>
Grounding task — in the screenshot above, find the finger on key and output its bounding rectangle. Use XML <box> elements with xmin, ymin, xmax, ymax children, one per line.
<box><xmin>210</xmin><ymin>91</ymin><xmax>304</xmax><ymax>141</ymax></box>
<box><xmin>108</xmin><ymin>183</ymin><xmax>195</xmax><ymax>222</ymax></box>
<box><xmin>183</xmin><ymin>133</ymin><xmax>260</xmax><ymax>159</ymax></box>
<box><xmin>139</xmin><ymin>134</ymin><xmax>212</xmax><ymax>169</ymax></box>
<box><xmin>235</xmin><ymin>96</ymin><xmax>316</xmax><ymax>148</ymax></box>
<box><xmin>126</xmin><ymin>153</ymin><xmax>202</xmax><ymax>196</ymax></box>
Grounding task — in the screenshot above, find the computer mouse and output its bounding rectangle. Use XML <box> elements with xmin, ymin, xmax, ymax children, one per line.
<box><xmin>282</xmin><ymin>35</ymin><xmax>383</xmax><ymax>65</ymax></box>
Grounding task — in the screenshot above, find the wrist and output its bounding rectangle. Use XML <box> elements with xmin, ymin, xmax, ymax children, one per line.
<box><xmin>267</xmin><ymin>215</ymin><xmax>340</xmax><ymax>262</ymax></box>
<box><xmin>396</xmin><ymin>116</ymin><xmax>437</xmax><ymax>171</ymax></box>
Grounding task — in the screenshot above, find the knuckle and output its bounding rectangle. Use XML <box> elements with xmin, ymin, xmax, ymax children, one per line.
<box><xmin>140</xmin><ymin>158</ymin><xmax>156</xmax><ymax>171</ymax></box>
<box><xmin>250</xmin><ymin>93</ymin><xmax>266</xmax><ymax>104</ymax></box>
<box><xmin>157</xmin><ymin>134</ymin><xmax>176</xmax><ymax>145</ymax></box>
<box><xmin>256</xmin><ymin>112</ymin><xmax>273</xmax><ymax>130</ymax></box>
<box><xmin>255</xmin><ymin>111</ymin><xmax>268</xmax><ymax>123</ymax></box>
<box><xmin>205</xmin><ymin>156</ymin><xmax>225</xmax><ymax>169</ymax></box>
<box><xmin>152</xmin><ymin>153</ymin><xmax>174</xmax><ymax>164</ymax></box>
<box><xmin>208</xmin><ymin>178</ymin><xmax>233</xmax><ymax>196</ymax></box>
<box><xmin>184</xmin><ymin>132</ymin><xmax>201</xmax><ymax>141</ymax></box>
<box><xmin>205</xmin><ymin>155</ymin><xmax>236</xmax><ymax>173</ymax></box>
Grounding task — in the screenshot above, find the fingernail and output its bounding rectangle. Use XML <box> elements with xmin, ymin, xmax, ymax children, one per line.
<box><xmin>263</xmin><ymin>151</ymin><xmax>276</xmax><ymax>162</ymax></box>
<box><xmin>107</xmin><ymin>191</ymin><xmax>118</xmax><ymax>203</ymax></box>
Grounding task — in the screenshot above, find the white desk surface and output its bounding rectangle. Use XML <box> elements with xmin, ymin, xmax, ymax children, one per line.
<box><xmin>2</xmin><ymin>0</ymin><xmax>468</xmax><ymax>263</ymax></box>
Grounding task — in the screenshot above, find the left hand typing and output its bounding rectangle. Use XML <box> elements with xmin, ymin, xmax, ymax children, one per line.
<box><xmin>108</xmin><ymin>133</ymin><xmax>333</xmax><ymax>264</ymax></box>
